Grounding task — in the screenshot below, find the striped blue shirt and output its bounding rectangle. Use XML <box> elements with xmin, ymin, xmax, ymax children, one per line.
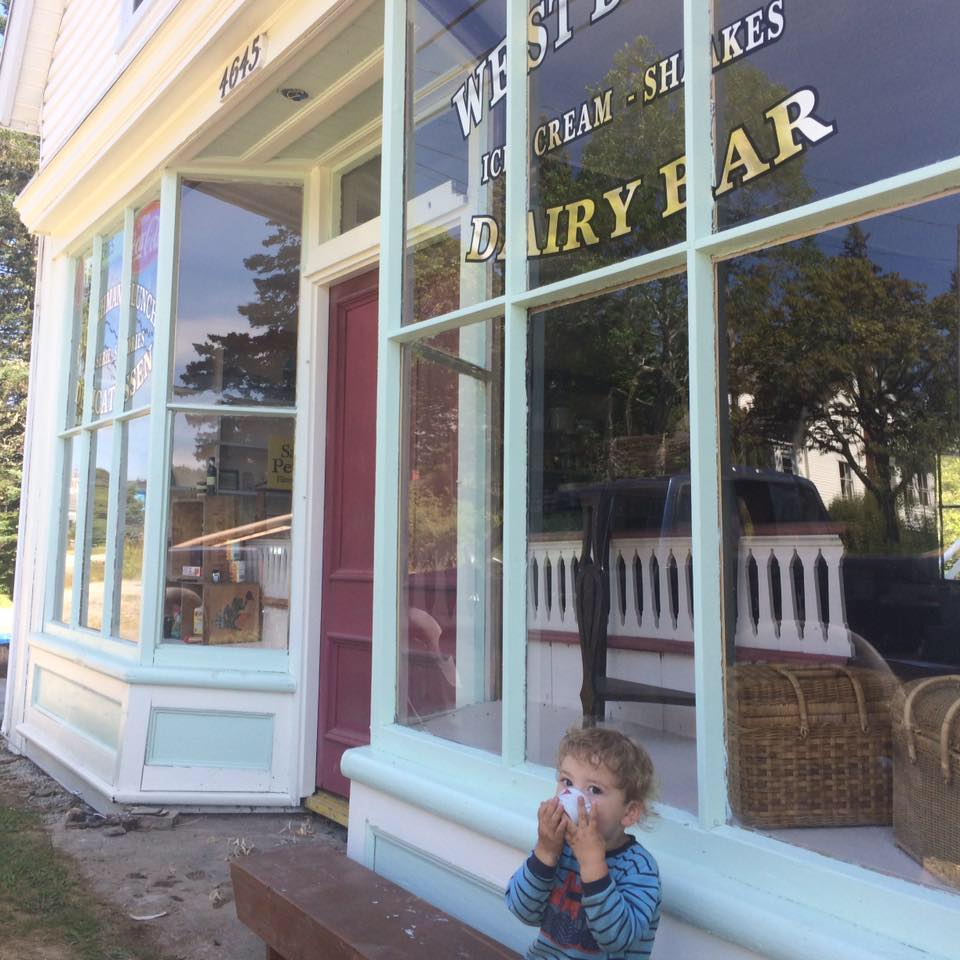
<box><xmin>505</xmin><ymin>839</ymin><xmax>660</xmax><ymax>959</ymax></box>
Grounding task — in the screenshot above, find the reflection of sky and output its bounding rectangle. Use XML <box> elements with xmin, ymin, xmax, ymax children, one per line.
<box><xmin>813</xmin><ymin>195</ymin><xmax>960</xmax><ymax>298</ymax></box>
<box><xmin>125</xmin><ymin>416</ymin><xmax>151</xmax><ymax>486</ymax></box>
<box><xmin>174</xmin><ymin>185</ymin><xmax>287</xmax><ymax>396</ymax></box>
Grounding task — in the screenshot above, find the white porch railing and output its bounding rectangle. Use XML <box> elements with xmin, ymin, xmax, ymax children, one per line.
<box><xmin>527</xmin><ymin>532</ymin><xmax>852</xmax><ymax>658</ymax></box>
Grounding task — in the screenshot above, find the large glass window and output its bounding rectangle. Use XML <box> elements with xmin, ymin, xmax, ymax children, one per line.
<box><xmin>397</xmin><ymin>320</ymin><xmax>504</xmax><ymax>751</ymax></box>
<box><xmin>126</xmin><ymin>201</ymin><xmax>159</xmax><ymax>411</ymax></box>
<box><xmin>163</xmin><ymin>178</ymin><xmax>302</xmax><ymax>650</ymax></box>
<box><xmin>173</xmin><ymin>180</ymin><xmax>302</xmax><ymax>406</ymax></box>
<box><xmin>721</xmin><ymin>195</ymin><xmax>960</xmax><ymax>891</ymax></box>
<box><xmin>117</xmin><ymin>416</ymin><xmax>150</xmax><ymax>641</ymax></box>
<box><xmin>528</xmin><ymin>0</ymin><xmax>684</xmax><ymax>288</ymax></box>
<box><xmin>525</xmin><ymin>280</ymin><xmax>695</xmax><ymax>811</ymax></box>
<box><xmin>404</xmin><ymin>0</ymin><xmax>505</xmax><ymax>324</ymax></box>
<box><xmin>714</xmin><ymin>1</ymin><xmax>960</xmax><ymax>228</ymax></box>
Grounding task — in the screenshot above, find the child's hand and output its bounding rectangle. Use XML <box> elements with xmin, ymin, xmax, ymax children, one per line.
<box><xmin>533</xmin><ymin>797</ymin><xmax>566</xmax><ymax>867</ymax></box>
<box><xmin>565</xmin><ymin>797</ymin><xmax>608</xmax><ymax>883</ymax></box>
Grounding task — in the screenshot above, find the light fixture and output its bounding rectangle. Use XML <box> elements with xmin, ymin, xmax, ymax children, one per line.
<box><xmin>280</xmin><ymin>87</ymin><xmax>309</xmax><ymax>102</ymax></box>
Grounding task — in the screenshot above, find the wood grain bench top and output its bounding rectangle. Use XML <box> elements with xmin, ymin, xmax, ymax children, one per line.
<box><xmin>230</xmin><ymin>842</ymin><xmax>520</xmax><ymax>960</ymax></box>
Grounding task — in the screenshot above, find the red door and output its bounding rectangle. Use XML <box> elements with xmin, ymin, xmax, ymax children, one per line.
<box><xmin>316</xmin><ymin>272</ymin><xmax>378</xmax><ymax>797</ymax></box>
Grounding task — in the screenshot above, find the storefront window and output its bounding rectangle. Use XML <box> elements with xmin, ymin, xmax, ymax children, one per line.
<box><xmin>525</xmin><ymin>279</ymin><xmax>695</xmax><ymax>811</ymax></box>
<box><xmin>397</xmin><ymin>320</ymin><xmax>504</xmax><ymax>752</ymax></box>
<box><xmin>117</xmin><ymin>415</ymin><xmax>150</xmax><ymax>641</ymax></box>
<box><xmin>79</xmin><ymin>425</ymin><xmax>113</xmax><ymax>631</ymax></box>
<box><xmin>92</xmin><ymin>229</ymin><xmax>123</xmax><ymax>421</ymax></box>
<box><xmin>527</xmin><ymin>0</ymin><xmax>684</xmax><ymax>288</ymax></box>
<box><xmin>173</xmin><ymin>180</ymin><xmax>302</xmax><ymax>406</ymax></box>
<box><xmin>714</xmin><ymin>2</ymin><xmax>960</xmax><ymax>228</ymax></box>
<box><xmin>68</xmin><ymin>253</ymin><xmax>92</xmax><ymax>428</ymax></box>
<box><xmin>721</xmin><ymin>194</ymin><xmax>960</xmax><ymax>893</ymax></box>
<box><xmin>161</xmin><ymin>414</ymin><xmax>294</xmax><ymax>649</ymax></box>
<box><xmin>125</xmin><ymin>200</ymin><xmax>159</xmax><ymax>411</ymax></box>
<box><xmin>403</xmin><ymin>0</ymin><xmax>505</xmax><ymax>324</ymax></box>
<box><xmin>57</xmin><ymin>438</ymin><xmax>78</xmax><ymax>624</ymax></box>
<box><xmin>340</xmin><ymin>155</ymin><xmax>381</xmax><ymax>234</ymax></box>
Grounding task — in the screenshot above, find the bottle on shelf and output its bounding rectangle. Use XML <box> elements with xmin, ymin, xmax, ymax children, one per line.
<box><xmin>206</xmin><ymin>456</ymin><xmax>217</xmax><ymax>494</ymax></box>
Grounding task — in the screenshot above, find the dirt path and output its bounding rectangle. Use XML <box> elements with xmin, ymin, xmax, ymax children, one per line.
<box><xmin>0</xmin><ymin>737</ymin><xmax>346</xmax><ymax>959</ymax></box>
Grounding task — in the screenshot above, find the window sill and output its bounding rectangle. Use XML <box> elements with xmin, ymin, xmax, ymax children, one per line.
<box><xmin>343</xmin><ymin>731</ymin><xmax>960</xmax><ymax>960</ymax></box>
<box><xmin>27</xmin><ymin>631</ymin><xmax>295</xmax><ymax>692</ymax></box>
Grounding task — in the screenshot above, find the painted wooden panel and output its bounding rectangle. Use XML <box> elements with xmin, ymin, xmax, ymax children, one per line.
<box><xmin>145</xmin><ymin>708</ymin><xmax>274</xmax><ymax>770</ymax></box>
<box><xmin>31</xmin><ymin>665</ymin><xmax>122</xmax><ymax>750</ymax></box>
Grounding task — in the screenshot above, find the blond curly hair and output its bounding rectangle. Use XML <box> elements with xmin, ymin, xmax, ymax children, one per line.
<box><xmin>558</xmin><ymin>726</ymin><xmax>656</xmax><ymax>808</ymax></box>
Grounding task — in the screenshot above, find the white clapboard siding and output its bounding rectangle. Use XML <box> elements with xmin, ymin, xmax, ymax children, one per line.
<box><xmin>41</xmin><ymin>0</ymin><xmax>124</xmax><ymax>162</ymax></box>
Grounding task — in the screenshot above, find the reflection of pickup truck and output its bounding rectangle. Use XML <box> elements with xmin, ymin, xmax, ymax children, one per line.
<box><xmin>544</xmin><ymin>468</ymin><xmax>960</xmax><ymax>675</ymax></box>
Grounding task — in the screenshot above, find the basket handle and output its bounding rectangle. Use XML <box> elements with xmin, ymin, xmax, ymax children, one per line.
<box><xmin>939</xmin><ymin>698</ymin><xmax>960</xmax><ymax>785</ymax></box>
<box><xmin>771</xmin><ymin>665</ymin><xmax>869</xmax><ymax>737</ymax></box>
<box><xmin>902</xmin><ymin>675</ymin><xmax>960</xmax><ymax>765</ymax></box>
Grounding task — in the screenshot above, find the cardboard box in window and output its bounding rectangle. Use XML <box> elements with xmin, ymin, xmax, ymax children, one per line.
<box><xmin>727</xmin><ymin>663</ymin><xmax>895</xmax><ymax>828</ymax></box>
<box><xmin>204</xmin><ymin>583</ymin><xmax>261</xmax><ymax>645</ymax></box>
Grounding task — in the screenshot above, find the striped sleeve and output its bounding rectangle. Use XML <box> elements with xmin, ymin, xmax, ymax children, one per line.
<box><xmin>505</xmin><ymin>853</ymin><xmax>556</xmax><ymax>926</ymax></box>
<box><xmin>579</xmin><ymin>845</ymin><xmax>661</xmax><ymax>954</ymax></box>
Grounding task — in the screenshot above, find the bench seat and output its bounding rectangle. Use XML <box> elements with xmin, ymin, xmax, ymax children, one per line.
<box><xmin>231</xmin><ymin>842</ymin><xmax>521</xmax><ymax>960</ymax></box>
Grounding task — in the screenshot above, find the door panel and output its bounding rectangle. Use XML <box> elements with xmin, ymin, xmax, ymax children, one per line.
<box><xmin>317</xmin><ymin>271</ymin><xmax>378</xmax><ymax>797</ymax></box>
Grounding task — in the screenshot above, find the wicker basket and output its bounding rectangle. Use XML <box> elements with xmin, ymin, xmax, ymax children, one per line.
<box><xmin>727</xmin><ymin>663</ymin><xmax>895</xmax><ymax>828</ymax></box>
<box><xmin>892</xmin><ymin>676</ymin><xmax>960</xmax><ymax>888</ymax></box>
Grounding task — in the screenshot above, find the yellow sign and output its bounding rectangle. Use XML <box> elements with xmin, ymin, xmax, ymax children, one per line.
<box><xmin>267</xmin><ymin>437</ymin><xmax>294</xmax><ymax>490</ymax></box>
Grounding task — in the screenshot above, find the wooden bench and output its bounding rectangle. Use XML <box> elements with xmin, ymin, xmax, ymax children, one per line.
<box><xmin>231</xmin><ymin>842</ymin><xmax>521</xmax><ymax>960</ymax></box>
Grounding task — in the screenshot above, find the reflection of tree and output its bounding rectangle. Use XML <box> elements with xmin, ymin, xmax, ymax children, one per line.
<box><xmin>180</xmin><ymin>222</ymin><xmax>300</xmax><ymax>404</ymax></box>
<box><xmin>727</xmin><ymin>224</ymin><xmax>960</xmax><ymax>545</ymax></box>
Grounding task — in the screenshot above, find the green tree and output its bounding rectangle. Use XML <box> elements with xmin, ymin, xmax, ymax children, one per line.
<box><xmin>0</xmin><ymin>61</ymin><xmax>39</xmax><ymax>593</ymax></box>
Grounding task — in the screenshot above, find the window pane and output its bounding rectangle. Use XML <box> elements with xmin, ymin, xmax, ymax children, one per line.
<box><xmin>173</xmin><ymin>181</ymin><xmax>302</xmax><ymax>406</ymax></box>
<box><xmin>116</xmin><ymin>416</ymin><xmax>149</xmax><ymax>641</ymax></box>
<box><xmin>68</xmin><ymin>254</ymin><xmax>92</xmax><ymax>428</ymax></box>
<box><xmin>58</xmin><ymin>438</ymin><xmax>77</xmax><ymax>623</ymax></box>
<box><xmin>93</xmin><ymin>230</ymin><xmax>123</xmax><ymax>421</ymax></box>
<box><xmin>398</xmin><ymin>321</ymin><xmax>504</xmax><ymax>752</ymax></box>
<box><xmin>404</xmin><ymin>0</ymin><xmax>505</xmax><ymax>324</ymax></box>
<box><xmin>526</xmin><ymin>279</ymin><xmax>696</xmax><ymax>813</ymax></box>
<box><xmin>340</xmin><ymin>155</ymin><xmax>381</xmax><ymax>234</ymax></box>
<box><xmin>81</xmin><ymin>426</ymin><xmax>113</xmax><ymax>631</ymax></box>
<box><xmin>715</xmin><ymin>1</ymin><xmax>960</xmax><ymax>228</ymax></box>
<box><xmin>125</xmin><ymin>200</ymin><xmax>159</xmax><ymax>411</ymax></box>
<box><xmin>720</xmin><ymin>195</ymin><xmax>960</xmax><ymax>893</ymax></box>
<box><xmin>528</xmin><ymin>0</ymin><xmax>684</xmax><ymax>287</ymax></box>
<box><xmin>162</xmin><ymin>414</ymin><xmax>294</xmax><ymax>649</ymax></box>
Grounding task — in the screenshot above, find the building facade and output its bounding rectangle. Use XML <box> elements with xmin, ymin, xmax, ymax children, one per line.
<box><xmin>2</xmin><ymin>1</ymin><xmax>960</xmax><ymax>957</ymax></box>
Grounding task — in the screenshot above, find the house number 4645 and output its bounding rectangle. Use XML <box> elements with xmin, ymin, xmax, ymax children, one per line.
<box><xmin>218</xmin><ymin>34</ymin><xmax>264</xmax><ymax>101</ymax></box>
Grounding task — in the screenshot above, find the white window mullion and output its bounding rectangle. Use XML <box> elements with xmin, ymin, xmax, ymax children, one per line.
<box><xmin>104</xmin><ymin>208</ymin><xmax>136</xmax><ymax>638</ymax></box>
<box><xmin>500</xmin><ymin>0</ymin><xmax>529</xmax><ymax>768</ymax></box>
<box><xmin>370</xmin><ymin>0</ymin><xmax>407</xmax><ymax>734</ymax></box>
<box><xmin>684</xmin><ymin>0</ymin><xmax>728</xmax><ymax>829</ymax></box>
<box><xmin>46</xmin><ymin>257</ymin><xmax>81</xmax><ymax>626</ymax></box>
<box><xmin>139</xmin><ymin>172</ymin><xmax>179</xmax><ymax>663</ymax></box>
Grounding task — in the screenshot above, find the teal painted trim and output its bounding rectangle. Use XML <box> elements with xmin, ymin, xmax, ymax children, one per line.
<box><xmin>27</xmin><ymin>631</ymin><xmax>296</xmax><ymax>692</ymax></box>
<box><xmin>152</xmin><ymin>644</ymin><xmax>289</xmax><ymax>674</ymax></box>
<box><xmin>103</xmin><ymin>208</ymin><xmax>137</xmax><ymax>640</ymax></box>
<box><xmin>699</xmin><ymin>152</ymin><xmax>960</xmax><ymax>263</ymax></box>
<box><xmin>389</xmin><ymin>297</ymin><xmax>507</xmax><ymax>344</ymax></box>
<box><xmin>145</xmin><ymin>708</ymin><xmax>274</xmax><ymax>770</ymax></box>
<box><xmin>164</xmin><ymin>403</ymin><xmax>297</xmax><ymax>418</ymax></box>
<box><xmin>32</xmin><ymin>665</ymin><xmax>122</xmax><ymax>751</ymax></box>
<box><xmin>683</xmin><ymin>0</ymin><xmax>728</xmax><ymax>829</ymax></box>
<box><xmin>141</xmin><ymin>173</ymin><xmax>179</xmax><ymax>663</ymax></box>
<box><xmin>343</xmin><ymin>745</ymin><xmax>960</xmax><ymax>960</ymax></box>
<box><xmin>499</xmin><ymin>0</ymin><xmax>530</xmax><ymax>770</ymax></box>
<box><xmin>372</xmin><ymin>830</ymin><xmax>533</xmax><ymax>954</ymax></box>
<box><xmin>370</xmin><ymin>0</ymin><xmax>406</xmax><ymax>735</ymax></box>
<box><xmin>512</xmin><ymin>243</ymin><xmax>686</xmax><ymax>311</ymax></box>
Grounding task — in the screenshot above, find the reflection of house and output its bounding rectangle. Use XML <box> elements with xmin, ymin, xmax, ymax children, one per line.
<box><xmin>2</xmin><ymin>3</ymin><xmax>959</xmax><ymax>960</ymax></box>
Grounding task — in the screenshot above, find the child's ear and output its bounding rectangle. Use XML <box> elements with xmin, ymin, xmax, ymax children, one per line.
<box><xmin>621</xmin><ymin>800</ymin><xmax>644</xmax><ymax>828</ymax></box>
